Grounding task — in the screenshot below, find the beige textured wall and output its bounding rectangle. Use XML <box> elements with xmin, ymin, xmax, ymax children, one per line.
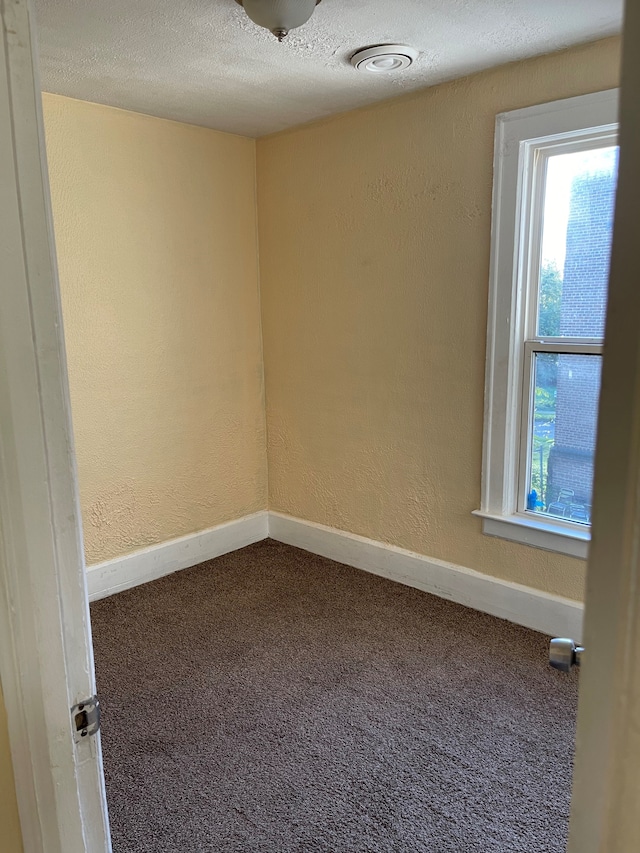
<box><xmin>257</xmin><ymin>37</ymin><xmax>622</xmax><ymax>602</ymax></box>
<box><xmin>42</xmin><ymin>95</ymin><xmax>266</xmax><ymax>564</ymax></box>
<box><xmin>0</xmin><ymin>688</ymin><xmax>23</xmax><ymax>853</ymax></box>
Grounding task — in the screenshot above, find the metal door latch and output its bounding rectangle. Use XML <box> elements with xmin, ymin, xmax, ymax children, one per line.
<box><xmin>549</xmin><ymin>638</ymin><xmax>584</xmax><ymax>672</ymax></box>
<box><xmin>71</xmin><ymin>696</ymin><xmax>101</xmax><ymax>741</ymax></box>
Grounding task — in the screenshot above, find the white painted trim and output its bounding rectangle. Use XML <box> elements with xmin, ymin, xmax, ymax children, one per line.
<box><xmin>268</xmin><ymin>512</ymin><xmax>584</xmax><ymax>642</ymax></box>
<box><xmin>474</xmin><ymin>510</ymin><xmax>589</xmax><ymax>559</ymax></box>
<box><xmin>479</xmin><ymin>88</ymin><xmax>619</xmax><ymax>555</ymax></box>
<box><xmin>568</xmin><ymin>9</ymin><xmax>640</xmax><ymax>848</ymax></box>
<box><xmin>0</xmin><ymin>1</ymin><xmax>111</xmax><ymax>851</ymax></box>
<box><xmin>87</xmin><ymin>510</ymin><xmax>583</xmax><ymax>643</ymax></box>
<box><xmin>87</xmin><ymin>512</ymin><xmax>269</xmax><ymax>601</ymax></box>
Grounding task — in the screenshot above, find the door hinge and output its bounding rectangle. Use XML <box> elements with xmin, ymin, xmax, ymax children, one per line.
<box><xmin>71</xmin><ymin>696</ymin><xmax>101</xmax><ymax>742</ymax></box>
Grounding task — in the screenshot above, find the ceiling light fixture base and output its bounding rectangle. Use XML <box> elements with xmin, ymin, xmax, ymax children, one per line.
<box><xmin>235</xmin><ymin>0</ymin><xmax>322</xmax><ymax>40</ymax></box>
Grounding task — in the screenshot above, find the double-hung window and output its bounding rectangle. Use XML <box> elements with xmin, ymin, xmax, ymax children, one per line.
<box><xmin>476</xmin><ymin>90</ymin><xmax>619</xmax><ymax>558</ymax></box>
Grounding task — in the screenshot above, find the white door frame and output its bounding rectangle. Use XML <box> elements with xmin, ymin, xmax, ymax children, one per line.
<box><xmin>0</xmin><ymin>0</ymin><xmax>111</xmax><ymax>851</ymax></box>
<box><xmin>567</xmin><ymin>3</ymin><xmax>640</xmax><ymax>849</ymax></box>
<box><xmin>0</xmin><ymin>0</ymin><xmax>638</xmax><ymax>851</ymax></box>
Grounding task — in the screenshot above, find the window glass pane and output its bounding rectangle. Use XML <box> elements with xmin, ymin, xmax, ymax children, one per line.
<box><xmin>538</xmin><ymin>146</ymin><xmax>618</xmax><ymax>338</ymax></box>
<box><xmin>526</xmin><ymin>353</ymin><xmax>602</xmax><ymax>524</ymax></box>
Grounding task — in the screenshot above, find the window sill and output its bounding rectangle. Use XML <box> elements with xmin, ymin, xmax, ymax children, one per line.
<box><xmin>472</xmin><ymin>510</ymin><xmax>590</xmax><ymax>559</ymax></box>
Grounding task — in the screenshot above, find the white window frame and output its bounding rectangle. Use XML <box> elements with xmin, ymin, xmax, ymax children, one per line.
<box><xmin>474</xmin><ymin>89</ymin><xmax>619</xmax><ymax>559</ymax></box>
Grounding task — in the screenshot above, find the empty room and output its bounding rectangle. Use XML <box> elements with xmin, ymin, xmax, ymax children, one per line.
<box><xmin>2</xmin><ymin>1</ymin><xmax>639</xmax><ymax>852</ymax></box>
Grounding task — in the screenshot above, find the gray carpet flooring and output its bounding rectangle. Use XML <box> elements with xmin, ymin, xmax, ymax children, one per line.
<box><xmin>90</xmin><ymin>539</ymin><xmax>578</xmax><ymax>852</ymax></box>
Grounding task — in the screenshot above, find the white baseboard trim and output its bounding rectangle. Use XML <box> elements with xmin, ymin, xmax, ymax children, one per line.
<box><xmin>268</xmin><ymin>512</ymin><xmax>584</xmax><ymax>641</ymax></box>
<box><xmin>87</xmin><ymin>508</ymin><xmax>584</xmax><ymax>641</ymax></box>
<box><xmin>87</xmin><ymin>511</ymin><xmax>269</xmax><ymax>601</ymax></box>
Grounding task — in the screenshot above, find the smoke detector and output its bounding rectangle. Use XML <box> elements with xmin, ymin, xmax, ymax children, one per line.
<box><xmin>351</xmin><ymin>44</ymin><xmax>419</xmax><ymax>73</ymax></box>
<box><xmin>235</xmin><ymin>0</ymin><xmax>322</xmax><ymax>41</ymax></box>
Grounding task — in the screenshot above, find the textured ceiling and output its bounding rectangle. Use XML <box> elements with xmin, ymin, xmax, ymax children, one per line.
<box><xmin>34</xmin><ymin>0</ymin><xmax>623</xmax><ymax>138</ymax></box>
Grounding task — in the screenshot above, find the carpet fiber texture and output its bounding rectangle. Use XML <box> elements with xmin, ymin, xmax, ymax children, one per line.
<box><xmin>90</xmin><ymin>539</ymin><xmax>578</xmax><ymax>852</ymax></box>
